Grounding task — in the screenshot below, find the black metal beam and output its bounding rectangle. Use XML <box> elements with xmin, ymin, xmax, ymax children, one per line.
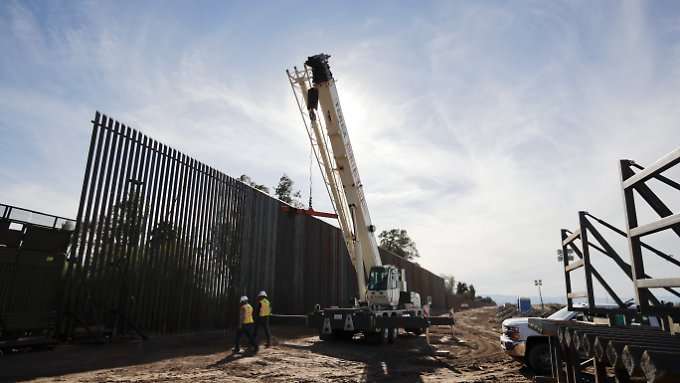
<box><xmin>621</xmin><ymin>160</ymin><xmax>654</xmax><ymax>311</ymax></box>
<box><xmin>586</xmin><ymin>213</ymin><xmax>680</xmax><ymax>269</ymax></box>
<box><xmin>579</xmin><ymin>212</ymin><xmax>597</xmax><ymax>309</ymax></box>
<box><xmin>568</xmin><ymin>240</ymin><xmax>627</xmax><ymax>308</ymax></box>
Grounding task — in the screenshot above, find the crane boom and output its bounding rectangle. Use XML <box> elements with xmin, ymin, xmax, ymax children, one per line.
<box><xmin>287</xmin><ymin>54</ymin><xmax>382</xmax><ymax>300</ymax></box>
<box><xmin>287</xmin><ymin>54</ymin><xmax>452</xmax><ymax>343</ymax></box>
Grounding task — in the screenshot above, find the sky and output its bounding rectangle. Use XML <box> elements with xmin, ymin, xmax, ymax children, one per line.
<box><xmin>2</xmin><ymin>0</ymin><xmax>680</xmax><ymax>299</ymax></box>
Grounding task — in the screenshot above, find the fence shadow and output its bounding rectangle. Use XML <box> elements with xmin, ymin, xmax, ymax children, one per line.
<box><xmin>0</xmin><ymin>330</ymin><xmax>232</xmax><ymax>382</ymax></box>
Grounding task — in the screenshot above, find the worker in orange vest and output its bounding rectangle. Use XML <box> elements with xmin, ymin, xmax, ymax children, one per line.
<box><xmin>233</xmin><ymin>295</ymin><xmax>258</xmax><ymax>353</ymax></box>
<box><xmin>254</xmin><ymin>290</ymin><xmax>272</xmax><ymax>347</ymax></box>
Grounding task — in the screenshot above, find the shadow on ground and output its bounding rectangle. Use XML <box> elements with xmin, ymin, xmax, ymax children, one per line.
<box><xmin>0</xmin><ymin>327</ymin><xmax>277</xmax><ymax>382</ymax></box>
<box><xmin>279</xmin><ymin>333</ymin><xmax>456</xmax><ymax>383</ymax></box>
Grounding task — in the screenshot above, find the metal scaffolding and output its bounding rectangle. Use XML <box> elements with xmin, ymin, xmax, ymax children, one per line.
<box><xmin>547</xmin><ymin>147</ymin><xmax>680</xmax><ymax>383</ymax></box>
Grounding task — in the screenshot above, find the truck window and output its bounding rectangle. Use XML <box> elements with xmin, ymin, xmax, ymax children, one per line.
<box><xmin>391</xmin><ymin>270</ymin><xmax>399</xmax><ymax>289</ymax></box>
<box><xmin>368</xmin><ymin>268</ymin><xmax>388</xmax><ymax>291</ymax></box>
<box><xmin>548</xmin><ymin>307</ymin><xmax>573</xmax><ymax>320</ymax></box>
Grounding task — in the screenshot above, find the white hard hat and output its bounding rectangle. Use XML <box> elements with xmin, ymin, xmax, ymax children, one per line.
<box><xmin>258</xmin><ymin>291</ymin><xmax>267</xmax><ymax>297</ymax></box>
<box><xmin>239</xmin><ymin>296</ymin><xmax>248</xmax><ymax>303</ymax></box>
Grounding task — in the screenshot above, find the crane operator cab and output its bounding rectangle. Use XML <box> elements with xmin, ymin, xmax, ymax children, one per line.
<box><xmin>366</xmin><ymin>265</ymin><xmax>420</xmax><ymax>309</ymax></box>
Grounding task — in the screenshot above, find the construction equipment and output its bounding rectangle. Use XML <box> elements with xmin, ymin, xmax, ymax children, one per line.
<box><xmin>286</xmin><ymin>54</ymin><xmax>453</xmax><ymax>343</ymax></box>
<box><xmin>528</xmin><ymin>147</ymin><xmax>680</xmax><ymax>383</ymax></box>
<box><xmin>0</xmin><ymin>203</ymin><xmax>75</xmax><ymax>353</ymax></box>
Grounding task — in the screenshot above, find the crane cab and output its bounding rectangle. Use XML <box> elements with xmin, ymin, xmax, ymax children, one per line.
<box><xmin>366</xmin><ymin>265</ymin><xmax>404</xmax><ymax>308</ymax></box>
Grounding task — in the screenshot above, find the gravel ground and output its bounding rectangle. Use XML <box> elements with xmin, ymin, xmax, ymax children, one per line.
<box><xmin>1</xmin><ymin>307</ymin><xmax>535</xmax><ymax>382</ymax></box>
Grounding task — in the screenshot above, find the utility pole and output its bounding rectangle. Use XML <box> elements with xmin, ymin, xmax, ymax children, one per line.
<box><xmin>534</xmin><ymin>279</ymin><xmax>544</xmax><ymax>313</ymax></box>
<box><xmin>557</xmin><ymin>248</ymin><xmax>574</xmax><ymax>263</ymax></box>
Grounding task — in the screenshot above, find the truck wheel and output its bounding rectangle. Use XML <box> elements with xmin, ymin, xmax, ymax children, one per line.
<box><xmin>388</xmin><ymin>327</ymin><xmax>397</xmax><ymax>343</ymax></box>
<box><xmin>371</xmin><ymin>327</ymin><xmax>389</xmax><ymax>344</ymax></box>
<box><xmin>333</xmin><ymin>330</ymin><xmax>354</xmax><ymax>341</ymax></box>
<box><xmin>319</xmin><ymin>329</ymin><xmax>333</xmax><ymax>341</ymax></box>
<box><xmin>527</xmin><ymin>343</ymin><xmax>551</xmax><ymax>374</ymax></box>
<box><xmin>380</xmin><ymin>327</ymin><xmax>389</xmax><ymax>344</ymax></box>
<box><xmin>319</xmin><ymin>332</ymin><xmax>332</xmax><ymax>341</ymax></box>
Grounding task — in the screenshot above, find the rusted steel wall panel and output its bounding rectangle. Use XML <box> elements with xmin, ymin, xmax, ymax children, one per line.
<box><xmin>65</xmin><ymin>112</ymin><xmax>448</xmax><ymax>336</ymax></box>
<box><xmin>65</xmin><ymin>113</ymin><xmax>245</xmax><ymax>335</ymax></box>
<box><xmin>379</xmin><ymin>248</ymin><xmax>447</xmax><ymax>309</ymax></box>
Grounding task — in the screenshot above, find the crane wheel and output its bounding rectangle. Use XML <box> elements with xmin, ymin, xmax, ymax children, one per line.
<box><xmin>379</xmin><ymin>327</ymin><xmax>389</xmax><ymax>344</ymax></box>
<box><xmin>319</xmin><ymin>331</ymin><xmax>333</xmax><ymax>341</ymax></box>
<box><xmin>366</xmin><ymin>328</ymin><xmax>388</xmax><ymax>344</ymax></box>
<box><xmin>333</xmin><ymin>330</ymin><xmax>354</xmax><ymax>340</ymax></box>
<box><xmin>388</xmin><ymin>327</ymin><xmax>397</xmax><ymax>343</ymax></box>
<box><xmin>319</xmin><ymin>333</ymin><xmax>332</xmax><ymax>341</ymax></box>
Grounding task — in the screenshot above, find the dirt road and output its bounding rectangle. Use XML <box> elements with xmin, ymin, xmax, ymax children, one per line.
<box><xmin>2</xmin><ymin>307</ymin><xmax>533</xmax><ymax>382</ymax></box>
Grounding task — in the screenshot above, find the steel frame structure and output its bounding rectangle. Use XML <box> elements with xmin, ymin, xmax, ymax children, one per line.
<box><xmin>58</xmin><ymin>111</ymin><xmax>450</xmax><ymax>339</ymax></box>
<box><xmin>560</xmin><ymin>147</ymin><xmax>680</xmax><ymax>324</ymax></box>
<box><xmin>1</xmin><ymin>203</ymin><xmax>75</xmax><ymax>230</ymax></box>
<box><xmin>561</xmin><ymin>212</ymin><xmax>680</xmax><ymax>321</ymax></box>
<box><xmin>1</xmin><ymin>202</ymin><xmax>75</xmax><ymax>350</ymax></box>
<box><xmin>620</xmin><ymin>151</ymin><xmax>680</xmax><ymax>318</ymax></box>
<box><xmin>550</xmin><ymin>147</ymin><xmax>680</xmax><ymax>383</ymax></box>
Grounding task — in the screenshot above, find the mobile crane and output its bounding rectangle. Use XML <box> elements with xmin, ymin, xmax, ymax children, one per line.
<box><xmin>286</xmin><ymin>54</ymin><xmax>453</xmax><ymax>343</ymax></box>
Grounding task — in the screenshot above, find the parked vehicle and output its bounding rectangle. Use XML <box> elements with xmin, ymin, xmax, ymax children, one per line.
<box><xmin>500</xmin><ymin>301</ymin><xmax>659</xmax><ymax>373</ymax></box>
<box><xmin>500</xmin><ymin>304</ymin><xmax>587</xmax><ymax>372</ymax></box>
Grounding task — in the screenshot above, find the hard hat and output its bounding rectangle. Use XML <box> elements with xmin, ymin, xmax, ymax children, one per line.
<box><xmin>258</xmin><ymin>291</ymin><xmax>267</xmax><ymax>297</ymax></box>
<box><xmin>239</xmin><ymin>296</ymin><xmax>248</xmax><ymax>303</ymax></box>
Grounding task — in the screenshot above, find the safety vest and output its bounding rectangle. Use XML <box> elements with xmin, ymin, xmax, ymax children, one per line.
<box><xmin>241</xmin><ymin>303</ymin><xmax>254</xmax><ymax>324</ymax></box>
<box><xmin>259</xmin><ymin>298</ymin><xmax>271</xmax><ymax>317</ymax></box>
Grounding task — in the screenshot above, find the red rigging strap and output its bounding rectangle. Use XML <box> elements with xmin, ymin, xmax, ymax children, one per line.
<box><xmin>280</xmin><ymin>205</ymin><xmax>338</xmax><ymax>219</ymax></box>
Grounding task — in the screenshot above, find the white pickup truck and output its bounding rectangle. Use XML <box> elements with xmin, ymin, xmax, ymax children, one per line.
<box><xmin>500</xmin><ymin>302</ymin><xmax>657</xmax><ymax>372</ymax></box>
<box><xmin>500</xmin><ymin>305</ymin><xmax>587</xmax><ymax>372</ymax></box>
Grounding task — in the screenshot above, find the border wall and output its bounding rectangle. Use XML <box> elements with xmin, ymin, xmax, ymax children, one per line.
<box><xmin>59</xmin><ymin>112</ymin><xmax>448</xmax><ymax>335</ymax></box>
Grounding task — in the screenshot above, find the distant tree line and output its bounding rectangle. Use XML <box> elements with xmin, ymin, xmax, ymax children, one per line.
<box><xmin>440</xmin><ymin>274</ymin><xmax>495</xmax><ymax>305</ymax></box>
<box><xmin>239</xmin><ymin>173</ymin><xmax>304</xmax><ymax>208</ymax></box>
<box><xmin>378</xmin><ymin>229</ymin><xmax>419</xmax><ymax>260</ymax></box>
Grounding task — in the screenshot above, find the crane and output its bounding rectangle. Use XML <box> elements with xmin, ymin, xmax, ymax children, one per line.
<box><xmin>286</xmin><ymin>54</ymin><xmax>453</xmax><ymax>344</ymax></box>
<box><xmin>287</xmin><ymin>54</ymin><xmax>406</xmax><ymax>308</ymax></box>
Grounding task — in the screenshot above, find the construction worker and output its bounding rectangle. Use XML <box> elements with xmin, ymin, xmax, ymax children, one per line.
<box><xmin>233</xmin><ymin>295</ymin><xmax>258</xmax><ymax>353</ymax></box>
<box><xmin>254</xmin><ymin>290</ymin><xmax>272</xmax><ymax>347</ymax></box>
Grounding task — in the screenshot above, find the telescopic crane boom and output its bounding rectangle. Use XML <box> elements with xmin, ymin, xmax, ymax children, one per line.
<box><xmin>287</xmin><ymin>54</ymin><xmax>383</xmax><ymax>301</ymax></box>
<box><xmin>287</xmin><ymin>54</ymin><xmax>453</xmax><ymax>344</ymax></box>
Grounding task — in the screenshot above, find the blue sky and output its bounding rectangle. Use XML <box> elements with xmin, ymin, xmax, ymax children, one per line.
<box><xmin>2</xmin><ymin>0</ymin><xmax>680</xmax><ymax>298</ymax></box>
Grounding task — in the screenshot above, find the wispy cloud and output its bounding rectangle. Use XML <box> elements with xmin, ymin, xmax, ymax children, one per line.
<box><xmin>2</xmin><ymin>1</ymin><xmax>680</xmax><ymax>297</ymax></box>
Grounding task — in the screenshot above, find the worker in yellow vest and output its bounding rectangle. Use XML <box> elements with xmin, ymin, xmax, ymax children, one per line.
<box><xmin>233</xmin><ymin>295</ymin><xmax>258</xmax><ymax>353</ymax></box>
<box><xmin>254</xmin><ymin>290</ymin><xmax>272</xmax><ymax>347</ymax></box>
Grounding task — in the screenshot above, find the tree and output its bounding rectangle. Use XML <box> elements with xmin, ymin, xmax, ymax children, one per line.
<box><xmin>456</xmin><ymin>282</ymin><xmax>468</xmax><ymax>295</ymax></box>
<box><xmin>440</xmin><ymin>274</ymin><xmax>456</xmax><ymax>294</ymax></box>
<box><xmin>239</xmin><ymin>174</ymin><xmax>270</xmax><ymax>194</ymax></box>
<box><xmin>378</xmin><ymin>229</ymin><xmax>419</xmax><ymax>260</ymax></box>
<box><xmin>109</xmin><ymin>188</ymin><xmax>146</xmax><ymax>249</ymax></box>
<box><xmin>467</xmin><ymin>284</ymin><xmax>476</xmax><ymax>300</ymax></box>
<box><xmin>274</xmin><ymin>174</ymin><xmax>304</xmax><ymax>208</ymax></box>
